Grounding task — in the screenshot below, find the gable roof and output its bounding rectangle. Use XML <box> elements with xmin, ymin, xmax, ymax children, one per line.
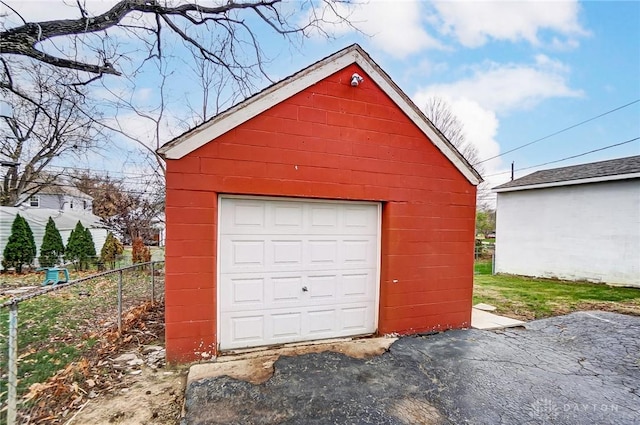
<box><xmin>36</xmin><ymin>184</ymin><xmax>93</xmax><ymax>200</ymax></box>
<box><xmin>157</xmin><ymin>44</ymin><xmax>482</xmax><ymax>186</ymax></box>
<box><xmin>494</xmin><ymin>155</ymin><xmax>640</xmax><ymax>193</ymax></box>
<box><xmin>17</xmin><ymin>175</ymin><xmax>93</xmax><ymax>206</ymax></box>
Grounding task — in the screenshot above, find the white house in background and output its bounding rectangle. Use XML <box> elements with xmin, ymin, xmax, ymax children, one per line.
<box><xmin>0</xmin><ymin>207</ymin><xmax>108</xmax><ymax>270</ymax></box>
<box><xmin>493</xmin><ymin>155</ymin><xmax>640</xmax><ymax>287</ymax></box>
<box><xmin>19</xmin><ymin>182</ymin><xmax>93</xmax><ymax>213</ymax></box>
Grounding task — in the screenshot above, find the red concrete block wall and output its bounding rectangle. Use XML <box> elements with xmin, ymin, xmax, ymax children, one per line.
<box><xmin>164</xmin><ymin>64</ymin><xmax>477</xmax><ymax>362</ymax></box>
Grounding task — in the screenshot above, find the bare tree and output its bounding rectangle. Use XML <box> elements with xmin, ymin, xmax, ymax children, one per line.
<box><xmin>423</xmin><ymin>96</ymin><xmax>492</xmax><ymax>208</ymax></box>
<box><xmin>73</xmin><ymin>172</ymin><xmax>164</xmax><ymax>244</ymax></box>
<box><xmin>423</xmin><ymin>96</ymin><xmax>482</xmax><ymax>168</ymax></box>
<box><xmin>0</xmin><ymin>60</ymin><xmax>102</xmax><ymax>206</ymax></box>
<box><xmin>0</xmin><ymin>0</ymin><xmax>354</xmax><ymax>84</ymax></box>
<box><xmin>1</xmin><ymin>0</ymin><xmax>355</xmax><ymax>185</ymax></box>
<box><xmin>91</xmin><ymin>58</ymin><xmax>172</xmax><ymax>176</ymax></box>
<box><xmin>184</xmin><ymin>48</ymin><xmax>242</xmax><ymax>126</ymax></box>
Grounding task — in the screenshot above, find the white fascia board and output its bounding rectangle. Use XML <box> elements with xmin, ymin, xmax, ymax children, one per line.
<box><xmin>494</xmin><ymin>172</ymin><xmax>640</xmax><ymax>193</ymax></box>
<box><xmin>161</xmin><ymin>48</ymin><xmax>481</xmax><ymax>186</ymax></box>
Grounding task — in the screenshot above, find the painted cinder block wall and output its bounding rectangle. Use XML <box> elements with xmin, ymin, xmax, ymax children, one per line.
<box><xmin>164</xmin><ymin>63</ymin><xmax>477</xmax><ymax>362</ymax></box>
<box><xmin>495</xmin><ymin>180</ymin><xmax>640</xmax><ymax>286</ymax></box>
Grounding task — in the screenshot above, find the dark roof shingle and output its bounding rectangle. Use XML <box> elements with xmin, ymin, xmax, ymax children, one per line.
<box><xmin>493</xmin><ymin>155</ymin><xmax>640</xmax><ymax>190</ymax></box>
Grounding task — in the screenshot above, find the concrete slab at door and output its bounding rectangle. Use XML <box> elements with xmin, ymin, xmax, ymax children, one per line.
<box><xmin>219</xmin><ymin>197</ymin><xmax>380</xmax><ymax>350</ymax></box>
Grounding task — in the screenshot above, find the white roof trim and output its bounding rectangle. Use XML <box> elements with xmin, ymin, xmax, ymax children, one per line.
<box><xmin>494</xmin><ymin>172</ymin><xmax>640</xmax><ymax>193</ymax></box>
<box><xmin>158</xmin><ymin>45</ymin><xmax>481</xmax><ymax>186</ymax></box>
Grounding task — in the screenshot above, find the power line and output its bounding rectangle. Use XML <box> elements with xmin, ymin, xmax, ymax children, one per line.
<box><xmin>483</xmin><ymin>136</ymin><xmax>640</xmax><ymax>178</ymax></box>
<box><xmin>474</xmin><ymin>99</ymin><xmax>640</xmax><ymax>165</ymax></box>
<box><xmin>46</xmin><ymin>164</ymin><xmax>162</xmax><ymax>179</ymax></box>
<box><xmin>22</xmin><ymin>182</ymin><xmax>163</xmax><ymax>198</ymax></box>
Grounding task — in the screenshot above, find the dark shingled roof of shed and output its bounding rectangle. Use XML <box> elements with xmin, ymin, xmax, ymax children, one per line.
<box><xmin>493</xmin><ymin>155</ymin><xmax>640</xmax><ymax>190</ymax></box>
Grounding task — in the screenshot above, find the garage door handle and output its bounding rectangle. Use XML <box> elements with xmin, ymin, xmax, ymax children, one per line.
<box><xmin>302</xmin><ymin>286</ymin><xmax>308</xmax><ymax>292</ymax></box>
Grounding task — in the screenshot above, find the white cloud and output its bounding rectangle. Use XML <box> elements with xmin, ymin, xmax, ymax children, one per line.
<box><xmin>301</xmin><ymin>0</ymin><xmax>441</xmax><ymax>57</ymax></box>
<box><xmin>550</xmin><ymin>37</ymin><xmax>581</xmax><ymax>51</ymax></box>
<box><xmin>414</xmin><ymin>92</ymin><xmax>501</xmax><ymax>174</ymax></box>
<box><xmin>432</xmin><ymin>0</ymin><xmax>588</xmax><ymax>48</ymax></box>
<box><xmin>403</xmin><ymin>58</ymin><xmax>449</xmax><ymax>80</ymax></box>
<box><xmin>448</xmin><ymin>98</ymin><xmax>501</xmax><ymax>166</ymax></box>
<box><xmin>420</xmin><ymin>57</ymin><xmax>583</xmax><ymax>113</ymax></box>
<box><xmin>413</xmin><ymin>56</ymin><xmax>583</xmax><ymax>179</ymax></box>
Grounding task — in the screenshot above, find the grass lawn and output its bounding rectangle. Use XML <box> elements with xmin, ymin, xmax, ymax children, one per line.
<box><xmin>474</xmin><ymin>259</ymin><xmax>493</xmax><ymax>275</ymax></box>
<box><xmin>0</xmin><ymin>264</ymin><xmax>161</xmax><ymax>416</ymax></box>
<box><xmin>474</xmin><ymin>273</ymin><xmax>640</xmax><ymax>320</ymax></box>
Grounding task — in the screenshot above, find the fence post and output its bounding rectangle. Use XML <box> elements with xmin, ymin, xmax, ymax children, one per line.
<box><xmin>7</xmin><ymin>302</ymin><xmax>18</xmax><ymax>425</ymax></box>
<box><xmin>117</xmin><ymin>269</ymin><xmax>123</xmax><ymax>334</ymax></box>
<box><xmin>492</xmin><ymin>252</ymin><xmax>496</xmax><ymax>275</ymax></box>
<box><xmin>151</xmin><ymin>261</ymin><xmax>155</xmax><ymax>303</ymax></box>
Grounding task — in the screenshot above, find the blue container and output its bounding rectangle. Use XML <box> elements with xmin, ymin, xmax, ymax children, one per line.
<box><xmin>41</xmin><ymin>268</ymin><xmax>70</xmax><ymax>286</ymax></box>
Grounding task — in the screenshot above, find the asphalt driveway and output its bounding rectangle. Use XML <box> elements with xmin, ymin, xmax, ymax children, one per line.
<box><xmin>183</xmin><ymin>311</ymin><xmax>640</xmax><ymax>424</ymax></box>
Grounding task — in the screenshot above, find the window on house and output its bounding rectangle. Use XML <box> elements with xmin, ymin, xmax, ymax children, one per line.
<box><xmin>83</xmin><ymin>200</ymin><xmax>87</xmax><ymax>210</ymax></box>
<box><xmin>29</xmin><ymin>196</ymin><xmax>39</xmax><ymax>207</ymax></box>
<box><xmin>70</xmin><ymin>200</ymin><xmax>74</xmax><ymax>209</ymax></box>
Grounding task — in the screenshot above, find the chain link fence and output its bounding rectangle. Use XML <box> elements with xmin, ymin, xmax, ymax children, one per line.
<box><xmin>475</xmin><ymin>240</ymin><xmax>495</xmax><ymax>275</ymax></box>
<box><xmin>0</xmin><ymin>261</ymin><xmax>165</xmax><ymax>424</ymax></box>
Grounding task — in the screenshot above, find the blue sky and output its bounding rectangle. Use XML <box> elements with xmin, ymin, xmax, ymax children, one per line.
<box><xmin>4</xmin><ymin>1</ymin><xmax>640</xmax><ymax>201</ymax></box>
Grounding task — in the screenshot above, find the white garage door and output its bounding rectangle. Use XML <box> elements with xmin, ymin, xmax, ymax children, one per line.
<box><xmin>219</xmin><ymin>197</ymin><xmax>380</xmax><ymax>350</ymax></box>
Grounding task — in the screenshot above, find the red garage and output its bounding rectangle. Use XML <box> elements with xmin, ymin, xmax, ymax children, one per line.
<box><xmin>158</xmin><ymin>45</ymin><xmax>482</xmax><ymax>362</ymax></box>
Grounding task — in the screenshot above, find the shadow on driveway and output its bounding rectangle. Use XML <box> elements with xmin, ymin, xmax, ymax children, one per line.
<box><xmin>183</xmin><ymin>311</ymin><xmax>640</xmax><ymax>424</ymax></box>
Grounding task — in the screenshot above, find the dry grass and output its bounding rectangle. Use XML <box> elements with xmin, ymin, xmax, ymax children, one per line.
<box><xmin>474</xmin><ymin>274</ymin><xmax>640</xmax><ymax>320</ymax></box>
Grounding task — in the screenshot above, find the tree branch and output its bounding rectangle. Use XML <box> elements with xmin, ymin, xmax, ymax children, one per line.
<box><xmin>0</xmin><ymin>0</ymin><xmax>282</xmax><ymax>75</ymax></box>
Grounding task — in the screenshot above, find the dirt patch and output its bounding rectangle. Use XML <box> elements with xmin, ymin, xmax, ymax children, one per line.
<box><xmin>390</xmin><ymin>397</ymin><xmax>444</xmax><ymax>425</ymax></box>
<box><xmin>68</xmin><ymin>367</ymin><xmax>187</xmax><ymax>425</ymax></box>
<box><xmin>188</xmin><ymin>337</ymin><xmax>397</xmax><ymax>385</ymax></box>
<box><xmin>555</xmin><ymin>300</ymin><xmax>640</xmax><ymax>317</ymax></box>
<box><xmin>189</xmin><ymin>356</ymin><xmax>276</xmax><ymax>385</ymax></box>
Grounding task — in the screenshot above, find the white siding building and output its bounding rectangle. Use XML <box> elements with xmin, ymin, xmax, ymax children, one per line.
<box><xmin>19</xmin><ymin>183</ymin><xmax>93</xmax><ymax>213</ymax></box>
<box><xmin>494</xmin><ymin>155</ymin><xmax>640</xmax><ymax>287</ymax></box>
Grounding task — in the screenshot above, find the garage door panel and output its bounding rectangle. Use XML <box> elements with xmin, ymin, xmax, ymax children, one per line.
<box><xmin>231</xmin><ymin>277</ymin><xmax>264</xmax><ymax>304</ymax></box>
<box><xmin>273</xmin><ymin>203</ymin><xmax>304</xmax><ymax>230</ymax></box>
<box><xmin>342</xmin><ymin>306</ymin><xmax>370</xmax><ymax>330</ymax></box>
<box><xmin>222</xmin><ymin>305</ymin><xmax>375</xmax><ymax>349</ymax></box>
<box><xmin>272</xmin><ymin>276</ymin><xmax>303</xmax><ymax>303</ymax></box>
<box><xmin>232</xmin><ymin>240</ymin><xmax>265</xmax><ymax>266</ymax></box>
<box><xmin>308</xmin><ymin>240</ymin><xmax>339</xmax><ymax>264</ymax></box>
<box><xmin>272</xmin><ymin>240</ymin><xmax>303</xmax><ymax>265</ymax></box>
<box><xmin>341</xmin><ymin>273</ymin><xmax>370</xmax><ymax>297</ymax></box>
<box><xmin>343</xmin><ymin>239</ymin><xmax>374</xmax><ymax>265</ymax></box>
<box><xmin>271</xmin><ymin>312</ymin><xmax>302</xmax><ymax>339</ymax></box>
<box><xmin>230</xmin><ymin>315</ymin><xmax>264</xmax><ymax>343</ymax></box>
<box><xmin>222</xmin><ymin>200</ymin><xmax>266</xmax><ymax>232</ymax></box>
<box><xmin>309</xmin><ymin>205</ymin><xmax>339</xmax><ymax>230</ymax></box>
<box><xmin>220</xmin><ymin>276</ymin><xmax>263</xmax><ymax>312</ymax></box>
<box><xmin>307</xmin><ymin>274</ymin><xmax>337</xmax><ymax>300</ymax></box>
<box><xmin>307</xmin><ymin>310</ymin><xmax>336</xmax><ymax>334</ymax></box>
<box><xmin>344</xmin><ymin>206</ymin><xmax>378</xmax><ymax>234</ymax></box>
<box><xmin>225</xmin><ymin>237</ymin><xmax>376</xmax><ymax>273</ymax></box>
<box><xmin>220</xmin><ymin>238</ymin><xmax>265</xmax><ymax>272</ymax></box>
<box><xmin>220</xmin><ymin>197</ymin><xmax>379</xmax><ymax>350</ymax></box>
